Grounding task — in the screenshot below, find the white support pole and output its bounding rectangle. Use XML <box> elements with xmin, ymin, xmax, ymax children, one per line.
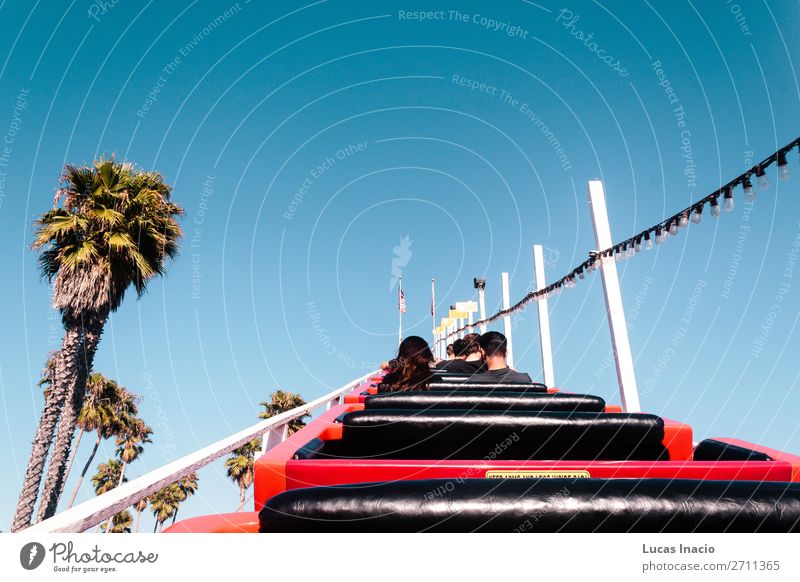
<box><xmin>478</xmin><ymin>287</ymin><xmax>487</xmax><ymax>334</ymax></box>
<box><xmin>457</xmin><ymin>317</ymin><xmax>464</xmax><ymax>339</ymax></box>
<box><xmin>533</xmin><ymin>245</ymin><xmax>555</xmax><ymax>387</ymax></box>
<box><xmin>501</xmin><ymin>272</ymin><xmax>514</xmax><ymax>368</ymax></box>
<box><xmin>587</xmin><ymin>180</ymin><xmax>641</xmax><ymax>412</ymax></box>
<box><xmin>468</xmin><ymin>310</ymin><xmax>474</xmax><ymax>333</ymax></box>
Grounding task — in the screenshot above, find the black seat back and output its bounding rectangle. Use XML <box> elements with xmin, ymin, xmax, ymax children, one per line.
<box><xmin>364</xmin><ymin>391</ymin><xmax>605</xmax><ymax>412</ymax></box>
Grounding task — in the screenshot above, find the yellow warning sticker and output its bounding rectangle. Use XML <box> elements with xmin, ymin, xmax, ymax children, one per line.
<box><xmin>485</xmin><ymin>470</ymin><xmax>591</xmax><ymax>479</ymax></box>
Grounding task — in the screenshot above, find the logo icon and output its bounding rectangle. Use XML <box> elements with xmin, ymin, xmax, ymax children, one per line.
<box><xmin>390</xmin><ymin>235</ymin><xmax>413</xmax><ymax>290</ymax></box>
<box><xmin>20</xmin><ymin>542</ymin><xmax>46</xmax><ymax>570</ymax></box>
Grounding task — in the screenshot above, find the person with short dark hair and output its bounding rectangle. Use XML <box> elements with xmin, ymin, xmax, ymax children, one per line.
<box><xmin>435</xmin><ymin>333</ymin><xmax>484</xmax><ymax>374</ymax></box>
<box><xmin>469</xmin><ymin>331</ymin><xmax>533</xmax><ymax>383</ymax></box>
<box><xmin>445</xmin><ymin>343</ymin><xmax>455</xmax><ymax>360</ymax></box>
<box><xmin>378</xmin><ymin>336</ymin><xmax>435</xmax><ymax>392</ymax></box>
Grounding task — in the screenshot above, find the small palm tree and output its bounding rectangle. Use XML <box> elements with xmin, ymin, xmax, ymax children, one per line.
<box><xmin>258</xmin><ymin>390</ymin><xmax>309</xmax><ymax>435</ymax></box>
<box><xmin>133</xmin><ymin>498</ymin><xmax>148</xmax><ymax>533</ymax></box>
<box><xmin>65</xmin><ymin>375</ymin><xmax>138</xmax><ymax>509</ymax></box>
<box><xmin>225</xmin><ymin>438</ymin><xmax>261</xmax><ymax>511</ymax></box>
<box><xmin>148</xmin><ymin>473</ymin><xmax>198</xmax><ymax>532</ymax></box>
<box><xmin>101</xmin><ymin>510</ymin><xmax>132</xmax><ymax>533</ymax></box>
<box><xmin>11</xmin><ymin>158</ymin><xmax>183</xmax><ymax>530</ymax></box>
<box><xmin>114</xmin><ymin>416</ymin><xmax>152</xmax><ymax>487</ymax></box>
<box><xmin>91</xmin><ymin>459</ymin><xmax>126</xmax><ymax>496</ymax></box>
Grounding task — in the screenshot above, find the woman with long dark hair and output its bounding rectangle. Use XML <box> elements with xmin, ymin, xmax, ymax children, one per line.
<box><xmin>378</xmin><ymin>336</ymin><xmax>434</xmax><ymax>392</ymax></box>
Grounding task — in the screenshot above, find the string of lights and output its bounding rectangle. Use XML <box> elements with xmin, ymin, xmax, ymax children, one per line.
<box><xmin>445</xmin><ymin>136</ymin><xmax>799</xmax><ymax>340</ymax></box>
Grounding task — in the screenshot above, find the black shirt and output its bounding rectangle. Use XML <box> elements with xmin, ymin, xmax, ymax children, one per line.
<box><xmin>434</xmin><ymin>359</ymin><xmax>484</xmax><ymax>374</ymax></box>
<box><xmin>468</xmin><ymin>367</ymin><xmax>534</xmax><ymax>384</ymax></box>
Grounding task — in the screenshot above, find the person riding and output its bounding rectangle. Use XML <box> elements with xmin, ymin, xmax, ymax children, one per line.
<box><xmin>469</xmin><ymin>331</ymin><xmax>533</xmax><ymax>383</ymax></box>
<box><xmin>435</xmin><ymin>333</ymin><xmax>484</xmax><ymax>374</ymax></box>
<box><xmin>378</xmin><ymin>336</ymin><xmax>435</xmax><ymax>393</ymax></box>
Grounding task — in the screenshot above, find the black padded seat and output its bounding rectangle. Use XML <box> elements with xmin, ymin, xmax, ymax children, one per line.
<box><xmin>295</xmin><ymin>410</ymin><xmax>668</xmax><ymax>461</ymax></box>
<box><xmin>364</xmin><ymin>391</ymin><xmax>605</xmax><ymax>412</ymax></box>
<box><xmin>427</xmin><ymin>382</ymin><xmax>547</xmax><ymax>392</ymax></box>
<box><xmin>693</xmin><ymin>439</ymin><xmax>773</xmax><ymax>461</ymax></box>
<box><xmin>259</xmin><ymin>478</ymin><xmax>800</xmax><ymax>532</ymax></box>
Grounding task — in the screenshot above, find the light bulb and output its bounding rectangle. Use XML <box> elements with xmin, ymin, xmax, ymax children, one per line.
<box><xmin>679</xmin><ymin>212</ymin><xmax>689</xmax><ymax>228</ymax></box>
<box><xmin>578</xmin><ymin>270</ymin><xmax>585</xmax><ymax>280</ymax></box>
<box><xmin>655</xmin><ymin>229</ymin><xmax>664</xmax><ymax>244</ymax></box>
<box><xmin>691</xmin><ymin>207</ymin><xmax>702</xmax><ymax>224</ymax></box>
<box><xmin>710</xmin><ymin>201</ymin><xmax>721</xmax><ymax>217</ymax></box>
<box><xmin>669</xmin><ymin>222</ymin><xmax>679</xmax><ymax>235</ymax></box>
<box><xmin>634</xmin><ymin>239</ymin><xmax>642</xmax><ymax>252</ymax></box>
<box><xmin>743</xmin><ymin>178</ymin><xmax>755</xmax><ymax>202</ymax></box>
<box><xmin>723</xmin><ymin>196</ymin><xmax>735</xmax><ymax>212</ymax></box>
<box><xmin>646</xmin><ymin>238</ymin><xmax>653</xmax><ymax>250</ymax></box>
<box><xmin>757</xmin><ymin>167</ymin><xmax>769</xmax><ymax>189</ymax></box>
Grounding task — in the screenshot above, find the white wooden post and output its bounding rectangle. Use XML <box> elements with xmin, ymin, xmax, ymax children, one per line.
<box><xmin>478</xmin><ymin>287</ymin><xmax>487</xmax><ymax>334</ymax></box>
<box><xmin>457</xmin><ymin>317</ymin><xmax>464</xmax><ymax>339</ymax></box>
<box><xmin>468</xmin><ymin>310</ymin><xmax>474</xmax><ymax>333</ymax></box>
<box><xmin>501</xmin><ymin>272</ymin><xmax>514</xmax><ymax>368</ymax></box>
<box><xmin>533</xmin><ymin>245</ymin><xmax>555</xmax><ymax>387</ymax></box>
<box><xmin>587</xmin><ymin>180</ymin><xmax>641</xmax><ymax>412</ymax></box>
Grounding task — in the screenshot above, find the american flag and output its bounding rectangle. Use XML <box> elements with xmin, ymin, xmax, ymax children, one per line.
<box><xmin>398</xmin><ymin>288</ymin><xmax>407</xmax><ymax>313</ymax></box>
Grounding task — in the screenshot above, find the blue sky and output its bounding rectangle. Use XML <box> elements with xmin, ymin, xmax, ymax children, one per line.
<box><xmin>0</xmin><ymin>0</ymin><xmax>799</xmax><ymax>531</ymax></box>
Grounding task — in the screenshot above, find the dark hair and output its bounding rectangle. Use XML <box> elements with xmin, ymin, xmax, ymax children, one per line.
<box><xmin>462</xmin><ymin>333</ymin><xmax>481</xmax><ymax>356</ymax></box>
<box><xmin>479</xmin><ymin>331</ymin><xmax>507</xmax><ymax>358</ymax></box>
<box><xmin>446</xmin><ymin>343</ymin><xmax>455</xmax><ymax>356</ymax></box>
<box><xmin>452</xmin><ymin>339</ymin><xmax>467</xmax><ymax>357</ymax></box>
<box><xmin>380</xmin><ymin>336</ymin><xmax>434</xmax><ymax>392</ymax></box>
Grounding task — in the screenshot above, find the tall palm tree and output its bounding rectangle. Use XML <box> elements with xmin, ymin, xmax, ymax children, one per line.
<box><xmin>65</xmin><ymin>375</ymin><xmax>137</xmax><ymax>509</ymax></box>
<box><xmin>101</xmin><ymin>510</ymin><xmax>132</xmax><ymax>533</ymax></box>
<box><xmin>258</xmin><ymin>390</ymin><xmax>309</xmax><ymax>435</ymax></box>
<box><xmin>12</xmin><ymin>158</ymin><xmax>182</xmax><ymax>530</ymax></box>
<box><xmin>225</xmin><ymin>438</ymin><xmax>261</xmax><ymax>511</ymax></box>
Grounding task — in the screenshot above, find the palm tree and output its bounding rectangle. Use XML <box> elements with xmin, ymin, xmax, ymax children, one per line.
<box><xmin>225</xmin><ymin>438</ymin><xmax>261</xmax><ymax>511</ymax></box>
<box><xmin>170</xmin><ymin>473</ymin><xmax>199</xmax><ymax>525</ymax></box>
<box><xmin>148</xmin><ymin>473</ymin><xmax>198</xmax><ymax>532</ymax></box>
<box><xmin>65</xmin><ymin>375</ymin><xmax>137</xmax><ymax>509</ymax></box>
<box><xmin>91</xmin><ymin>459</ymin><xmax>126</xmax><ymax>496</ymax></box>
<box><xmin>12</xmin><ymin>158</ymin><xmax>182</xmax><ymax>530</ymax></box>
<box><xmin>114</xmin><ymin>416</ymin><xmax>152</xmax><ymax>488</ymax></box>
<box><xmin>133</xmin><ymin>498</ymin><xmax>148</xmax><ymax>533</ymax></box>
<box><xmin>101</xmin><ymin>510</ymin><xmax>132</xmax><ymax>533</ymax></box>
<box><xmin>258</xmin><ymin>390</ymin><xmax>309</xmax><ymax>435</ymax></box>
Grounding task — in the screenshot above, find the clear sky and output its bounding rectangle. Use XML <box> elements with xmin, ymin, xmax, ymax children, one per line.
<box><xmin>0</xmin><ymin>0</ymin><xmax>798</xmax><ymax>531</ymax></box>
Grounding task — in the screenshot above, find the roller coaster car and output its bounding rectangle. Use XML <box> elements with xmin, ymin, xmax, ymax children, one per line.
<box><xmin>166</xmin><ymin>381</ymin><xmax>800</xmax><ymax>533</ymax></box>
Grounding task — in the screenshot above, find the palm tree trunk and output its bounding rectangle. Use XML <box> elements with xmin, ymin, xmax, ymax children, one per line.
<box><xmin>153</xmin><ymin>519</ymin><xmax>159</xmax><ymax>533</ymax></box>
<box><xmin>135</xmin><ymin>510</ymin><xmax>141</xmax><ymax>533</ymax></box>
<box><xmin>171</xmin><ymin>507</ymin><xmax>179</xmax><ymax>525</ymax></box>
<box><xmin>60</xmin><ymin>428</ymin><xmax>84</xmax><ymax>505</ymax></box>
<box><xmin>10</xmin><ymin>334</ymin><xmax>78</xmax><ymax>531</ymax></box>
<box><xmin>66</xmin><ymin>434</ymin><xmax>101</xmax><ymax>509</ymax></box>
<box><xmin>238</xmin><ymin>486</ymin><xmax>246</xmax><ymax>512</ymax></box>
<box><xmin>104</xmin><ymin>461</ymin><xmax>127</xmax><ymax>533</ymax></box>
<box><xmin>37</xmin><ymin>316</ymin><xmax>105</xmax><ymax>521</ymax></box>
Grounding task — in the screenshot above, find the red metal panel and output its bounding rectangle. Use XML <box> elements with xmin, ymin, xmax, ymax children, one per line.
<box><xmin>711</xmin><ymin>437</ymin><xmax>800</xmax><ymax>482</ymax></box>
<box><xmin>163</xmin><ymin>512</ymin><xmax>259</xmax><ymax>533</ymax></box>
<box><xmin>284</xmin><ymin>459</ymin><xmax>792</xmax><ymax>491</ymax></box>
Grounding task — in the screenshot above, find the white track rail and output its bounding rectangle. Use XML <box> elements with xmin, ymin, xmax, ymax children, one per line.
<box><xmin>24</xmin><ymin>370</ymin><xmax>377</xmax><ymax>533</ymax></box>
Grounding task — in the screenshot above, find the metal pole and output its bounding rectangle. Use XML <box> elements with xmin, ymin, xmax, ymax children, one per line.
<box><xmin>478</xmin><ymin>288</ymin><xmax>487</xmax><ymax>334</ymax></box>
<box><xmin>533</xmin><ymin>245</ymin><xmax>555</xmax><ymax>387</ymax></box>
<box><xmin>458</xmin><ymin>317</ymin><xmax>464</xmax><ymax>340</ymax></box>
<box><xmin>587</xmin><ymin>180</ymin><xmax>641</xmax><ymax>412</ymax></box>
<box><xmin>501</xmin><ymin>272</ymin><xmax>514</xmax><ymax>368</ymax></box>
<box><xmin>431</xmin><ymin>278</ymin><xmax>436</xmax><ymax>347</ymax></box>
<box><xmin>468</xmin><ymin>310</ymin><xmax>474</xmax><ymax>333</ymax></box>
<box><xmin>398</xmin><ymin>276</ymin><xmax>403</xmax><ymax>346</ymax></box>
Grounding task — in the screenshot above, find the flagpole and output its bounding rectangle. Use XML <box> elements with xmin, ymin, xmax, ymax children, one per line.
<box><xmin>398</xmin><ymin>275</ymin><xmax>403</xmax><ymax>346</ymax></box>
<box><xmin>431</xmin><ymin>278</ymin><xmax>436</xmax><ymax>347</ymax></box>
